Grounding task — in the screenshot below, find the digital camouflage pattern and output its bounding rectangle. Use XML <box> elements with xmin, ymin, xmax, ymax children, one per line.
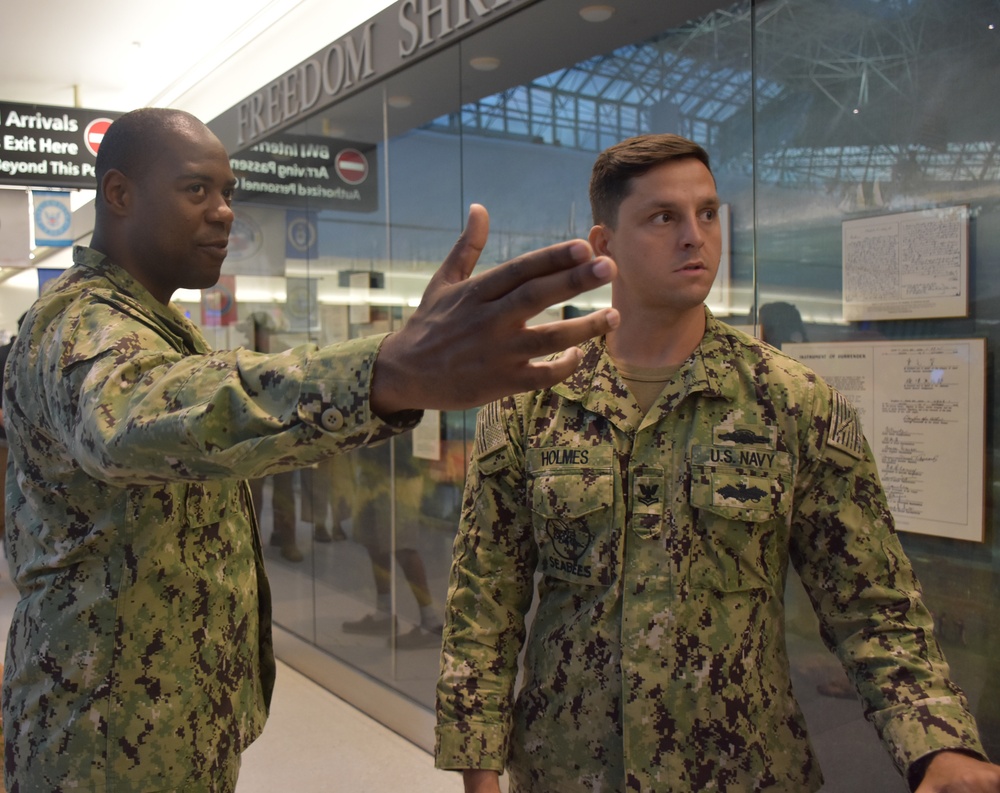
<box><xmin>2</xmin><ymin>247</ymin><xmax>418</xmax><ymax>792</ymax></box>
<box><xmin>435</xmin><ymin>310</ymin><xmax>986</xmax><ymax>792</ymax></box>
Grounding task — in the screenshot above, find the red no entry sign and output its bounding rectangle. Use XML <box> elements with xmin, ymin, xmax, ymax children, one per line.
<box><xmin>334</xmin><ymin>149</ymin><xmax>368</xmax><ymax>185</ymax></box>
<box><xmin>84</xmin><ymin>118</ymin><xmax>114</xmax><ymax>157</ymax></box>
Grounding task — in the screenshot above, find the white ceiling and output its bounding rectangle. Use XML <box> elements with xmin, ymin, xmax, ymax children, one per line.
<box><xmin>0</xmin><ymin>0</ymin><xmax>396</xmax><ymax>120</ymax></box>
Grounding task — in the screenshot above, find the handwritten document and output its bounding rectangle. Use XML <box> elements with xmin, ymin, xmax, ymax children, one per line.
<box><xmin>842</xmin><ymin>206</ymin><xmax>968</xmax><ymax>321</ymax></box>
<box><xmin>786</xmin><ymin>339</ymin><xmax>985</xmax><ymax>542</ymax></box>
<box><xmin>412</xmin><ymin>409</ymin><xmax>442</xmax><ymax>461</ymax></box>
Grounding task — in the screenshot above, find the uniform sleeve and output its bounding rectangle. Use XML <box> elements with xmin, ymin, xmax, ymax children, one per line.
<box><xmin>41</xmin><ymin>300</ymin><xmax>419</xmax><ymax>484</ymax></box>
<box><xmin>789</xmin><ymin>384</ymin><xmax>987</xmax><ymax>782</ymax></box>
<box><xmin>435</xmin><ymin>395</ymin><xmax>537</xmax><ymax>772</ymax></box>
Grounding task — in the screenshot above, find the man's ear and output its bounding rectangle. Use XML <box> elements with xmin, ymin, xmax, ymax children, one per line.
<box><xmin>589</xmin><ymin>223</ymin><xmax>613</xmax><ymax>258</ymax></box>
<box><xmin>100</xmin><ymin>169</ymin><xmax>131</xmax><ymax>217</ymax></box>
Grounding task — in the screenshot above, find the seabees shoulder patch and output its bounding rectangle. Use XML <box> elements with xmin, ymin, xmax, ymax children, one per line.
<box><xmin>827</xmin><ymin>391</ymin><xmax>865</xmax><ymax>460</ymax></box>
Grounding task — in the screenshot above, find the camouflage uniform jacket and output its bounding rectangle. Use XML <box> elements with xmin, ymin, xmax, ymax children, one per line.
<box><xmin>435</xmin><ymin>311</ymin><xmax>984</xmax><ymax>792</ymax></box>
<box><xmin>2</xmin><ymin>246</ymin><xmax>418</xmax><ymax>792</ymax></box>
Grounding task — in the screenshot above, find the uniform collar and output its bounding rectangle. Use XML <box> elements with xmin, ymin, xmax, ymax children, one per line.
<box><xmin>552</xmin><ymin>307</ymin><xmax>736</xmax><ymax>431</ymax></box>
<box><xmin>70</xmin><ymin>245</ymin><xmax>211</xmax><ymax>354</ymax></box>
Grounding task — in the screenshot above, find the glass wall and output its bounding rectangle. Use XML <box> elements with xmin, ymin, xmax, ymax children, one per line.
<box><xmin>198</xmin><ymin>47</ymin><xmax>469</xmax><ymax>703</ymax></box>
<box><xmin>6</xmin><ymin>0</ymin><xmax>993</xmax><ymax>785</ymax></box>
<box><xmin>212</xmin><ymin>0</ymin><xmax>999</xmax><ymax>784</ymax></box>
<box><xmin>750</xmin><ymin>3</ymin><xmax>1000</xmax><ymax>788</ymax></box>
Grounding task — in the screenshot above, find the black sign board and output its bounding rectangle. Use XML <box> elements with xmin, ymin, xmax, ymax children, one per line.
<box><xmin>230</xmin><ymin>134</ymin><xmax>378</xmax><ymax>212</ymax></box>
<box><xmin>0</xmin><ymin>101</ymin><xmax>122</xmax><ymax>189</ymax></box>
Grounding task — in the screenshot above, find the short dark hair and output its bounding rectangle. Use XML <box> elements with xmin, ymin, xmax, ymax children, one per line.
<box><xmin>95</xmin><ymin>107</ymin><xmax>202</xmax><ymax>193</ymax></box>
<box><xmin>589</xmin><ymin>134</ymin><xmax>713</xmax><ymax>227</ymax></box>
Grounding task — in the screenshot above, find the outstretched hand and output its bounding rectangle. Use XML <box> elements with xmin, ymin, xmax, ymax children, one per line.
<box><xmin>463</xmin><ymin>769</ymin><xmax>502</xmax><ymax>793</ymax></box>
<box><xmin>371</xmin><ymin>204</ymin><xmax>619</xmax><ymax>415</ymax></box>
<box><xmin>916</xmin><ymin>751</ymin><xmax>1000</xmax><ymax>792</ymax></box>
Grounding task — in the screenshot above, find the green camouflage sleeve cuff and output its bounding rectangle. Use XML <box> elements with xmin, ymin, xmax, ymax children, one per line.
<box><xmin>434</xmin><ymin>721</ymin><xmax>509</xmax><ymax>772</ymax></box>
<box><xmin>297</xmin><ymin>334</ymin><xmax>422</xmax><ymax>442</ymax></box>
<box><xmin>879</xmin><ymin>701</ymin><xmax>987</xmax><ymax>783</ymax></box>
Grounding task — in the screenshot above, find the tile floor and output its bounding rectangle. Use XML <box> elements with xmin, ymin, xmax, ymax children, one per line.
<box><xmin>236</xmin><ymin>659</ymin><xmax>462</xmax><ymax>792</ymax></box>
<box><xmin>1</xmin><ymin>538</ymin><xmax>939</xmax><ymax>792</ymax></box>
<box><xmin>0</xmin><ymin>563</ymin><xmax>462</xmax><ymax>792</ymax></box>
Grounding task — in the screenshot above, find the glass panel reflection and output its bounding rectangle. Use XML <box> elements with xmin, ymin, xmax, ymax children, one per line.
<box><xmin>191</xmin><ymin>0</ymin><xmax>999</xmax><ymax>772</ymax></box>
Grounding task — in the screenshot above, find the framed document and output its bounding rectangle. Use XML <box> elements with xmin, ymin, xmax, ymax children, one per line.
<box><xmin>841</xmin><ymin>206</ymin><xmax>969</xmax><ymax>321</ymax></box>
<box><xmin>412</xmin><ymin>409</ymin><xmax>442</xmax><ymax>462</ymax></box>
<box><xmin>786</xmin><ymin>338</ymin><xmax>986</xmax><ymax>542</ymax></box>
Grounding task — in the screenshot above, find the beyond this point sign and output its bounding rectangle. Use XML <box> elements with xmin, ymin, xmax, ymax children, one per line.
<box><xmin>0</xmin><ymin>101</ymin><xmax>122</xmax><ymax>189</ymax></box>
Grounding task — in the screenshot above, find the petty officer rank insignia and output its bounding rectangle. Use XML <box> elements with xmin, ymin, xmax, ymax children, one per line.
<box><xmin>632</xmin><ymin>466</ymin><xmax>665</xmax><ymax>540</ymax></box>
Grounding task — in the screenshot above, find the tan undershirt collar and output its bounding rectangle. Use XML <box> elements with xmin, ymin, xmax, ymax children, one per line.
<box><xmin>614</xmin><ymin>360</ymin><xmax>682</xmax><ymax>416</ymax></box>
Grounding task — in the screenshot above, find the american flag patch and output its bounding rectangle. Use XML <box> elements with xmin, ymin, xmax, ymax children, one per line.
<box><xmin>476</xmin><ymin>401</ymin><xmax>507</xmax><ymax>457</ymax></box>
<box><xmin>828</xmin><ymin>391</ymin><xmax>865</xmax><ymax>459</ymax></box>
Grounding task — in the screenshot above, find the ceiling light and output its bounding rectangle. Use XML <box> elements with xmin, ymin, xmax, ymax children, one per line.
<box><xmin>469</xmin><ymin>56</ymin><xmax>501</xmax><ymax>71</ymax></box>
<box><xmin>579</xmin><ymin>4</ymin><xmax>615</xmax><ymax>23</ymax></box>
<box><xmin>321</xmin><ymin>119</ymin><xmax>346</xmax><ymax>137</ymax></box>
<box><xmin>387</xmin><ymin>95</ymin><xmax>413</xmax><ymax>109</ymax></box>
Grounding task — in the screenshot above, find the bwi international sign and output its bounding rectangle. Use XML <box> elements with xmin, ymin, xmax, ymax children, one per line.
<box><xmin>0</xmin><ymin>102</ymin><xmax>122</xmax><ymax>190</ymax></box>
<box><xmin>229</xmin><ymin>133</ymin><xmax>378</xmax><ymax>212</ymax></box>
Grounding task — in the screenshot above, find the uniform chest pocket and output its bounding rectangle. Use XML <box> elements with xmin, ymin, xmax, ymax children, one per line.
<box><xmin>128</xmin><ymin>481</ymin><xmax>241</xmax><ymax>572</ymax></box>
<box><xmin>688</xmin><ymin>445</ymin><xmax>793</xmax><ymax>593</ymax></box>
<box><xmin>529</xmin><ymin>464</ymin><xmax>615</xmax><ymax>588</ymax></box>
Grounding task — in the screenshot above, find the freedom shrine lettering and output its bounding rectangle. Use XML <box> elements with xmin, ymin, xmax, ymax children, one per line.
<box><xmin>221</xmin><ymin>0</ymin><xmax>527</xmax><ymax>149</ymax></box>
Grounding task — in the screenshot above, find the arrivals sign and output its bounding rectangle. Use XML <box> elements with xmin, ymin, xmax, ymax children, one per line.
<box><xmin>230</xmin><ymin>134</ymin><xmax>377</xmax><ymax>212</ymax></box>
<box><xmin>0</xmin><ymin>102</ymin><xmax>122</xmax><ymax>189</ymax></box>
